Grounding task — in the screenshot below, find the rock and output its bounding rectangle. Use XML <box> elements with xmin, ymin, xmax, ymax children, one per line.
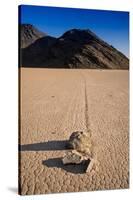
<box><xmin>86</xmin><ymin>158</ymin><xmax>99</xmax><ymax>173</ymax></box>
<box><xmin>62</xmin><ymin>150</ymin><xmax>87</xmax><ymax>165</ymax></box>
<box><xmin>62</xmin><ymin>150</ymin><xmax>94</xmax><ymax>173</ymax></box>
<box><xmin>67</xmin><ymin>130</ymin><xmax>92</xmax><ymax>155</ymax></box>
<box><xmin>62</xmin><ymin>130</ymin><xmax>99</xmax><ymax>174</ymax></box>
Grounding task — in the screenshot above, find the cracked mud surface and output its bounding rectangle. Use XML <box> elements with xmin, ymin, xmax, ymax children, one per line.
<box><xmin>19</xmin><ymin>68</ymin><xmax>129</xmax><ymax>195</ymax></box>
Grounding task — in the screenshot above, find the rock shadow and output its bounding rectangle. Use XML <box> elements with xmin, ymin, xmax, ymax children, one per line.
<box><xmin>19</xmin><ymin>140</ymin><xmax>68</xmax><ymax>151</ymax></box>
<box><xmin>8</xmin><ymin>187</ymin><xmax>18</xmax><ymax>194</ymax></box>
<box><xmin>42</xmin><ymin>158</ymin><xmax>90</xmax><ymax>174</ymax></box>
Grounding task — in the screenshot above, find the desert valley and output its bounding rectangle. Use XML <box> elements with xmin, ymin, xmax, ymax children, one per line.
<box><xmin>19</xmin><ymin>24</ymin><xmax>129</xmax><ymax>195</ymax></box>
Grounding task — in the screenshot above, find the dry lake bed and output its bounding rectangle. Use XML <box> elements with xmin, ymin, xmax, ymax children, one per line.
<box><xmin>19</xmin><ymin>68</ymin><xmax>129</xmax><ymax>195</ymax></box>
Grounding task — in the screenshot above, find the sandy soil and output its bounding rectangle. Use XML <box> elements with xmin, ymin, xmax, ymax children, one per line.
<box><xmin>19</xmin><ymin>68</ymin><xmax>129</xmax><ymax>195</ymax></box>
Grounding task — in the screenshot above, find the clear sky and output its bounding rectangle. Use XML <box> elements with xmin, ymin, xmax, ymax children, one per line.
<box><xmin>19</xmin><ymin>5</ymin><xmax>129</xmax><ymax>57</ymax></box>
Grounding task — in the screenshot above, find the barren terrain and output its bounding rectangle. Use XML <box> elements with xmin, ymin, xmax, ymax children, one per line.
<box><xmin>19</xmin><ymin>68</ymin><xmax>129</xmax><ymax>195</ymax></box>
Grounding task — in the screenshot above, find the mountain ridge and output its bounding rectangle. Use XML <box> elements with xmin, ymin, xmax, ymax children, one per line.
<box><xmin>20</xmin><ymin>24</ymin><xmax>129</xmax><ymax>69</ymax></box>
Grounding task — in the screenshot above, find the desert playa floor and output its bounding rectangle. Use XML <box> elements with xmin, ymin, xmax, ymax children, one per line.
<box><xmin>19</xmin><ymin>68</ymin><xmax>129</xmax><ymax>195</ymax></box>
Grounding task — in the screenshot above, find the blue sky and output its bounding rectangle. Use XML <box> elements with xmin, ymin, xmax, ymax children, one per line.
<box><xmin>19</xmin><ymin>5</ymin><xmax>129</xmax><ymax>57</ymax></box>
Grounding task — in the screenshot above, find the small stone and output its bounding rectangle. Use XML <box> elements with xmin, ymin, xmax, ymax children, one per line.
<box><xmin>62</xmin><ymin>150</ymin><xmax>87</xmax><ymax>165</ymax></box>
<box><xmin>62</xmin><ymin>130</ymin><xmax>96</xmax><ymax>173</ymax></box>
<box><xmin>67</xmin><ymin>130</ymin><xmax>92</xmax><ymax>155</ymax></box>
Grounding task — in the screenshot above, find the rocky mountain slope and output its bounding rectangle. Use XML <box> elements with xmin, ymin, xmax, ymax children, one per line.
<box><xmin>20</xmin><ymin>24</ymin><xmax>129</xmax><ymax>69</ymax></box>
<box><xmin>20</xmin><ymin>24</ymin><xmax>45</xmax><ymax>48</ymax></box>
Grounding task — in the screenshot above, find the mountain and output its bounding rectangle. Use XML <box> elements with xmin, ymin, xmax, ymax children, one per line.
<box><xmin>20</xmin><ymin>25</ymin><xmax>129</xmax><ymax>69</ymax></box>
<box><xmin>20</xmin><ymin>24</ymin><xmax>45</xmax><ymax>48</ymax></box>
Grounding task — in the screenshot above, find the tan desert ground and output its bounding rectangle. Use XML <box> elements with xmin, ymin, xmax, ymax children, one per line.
<box><xmin>19</xmin><ymin>68</ymin><xmax>129</xmax><ymax>195</ymax></box>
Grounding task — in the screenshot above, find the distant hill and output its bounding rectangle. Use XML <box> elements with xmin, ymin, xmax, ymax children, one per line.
<box><xmin>20</xmin><ymin>24</ymin><xmax>129</xmax><ymax>69</ymax></box>
<box><xmin>20</xmin><ymin>24</ymin><xmax>45</xmax><ymax>48</ymax></box>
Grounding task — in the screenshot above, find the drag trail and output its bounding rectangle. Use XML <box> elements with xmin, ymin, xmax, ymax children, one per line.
<box><xmin>19</xmin><ymin>68</ymin><xmax>129</xmax><ymax>195</ymax></box>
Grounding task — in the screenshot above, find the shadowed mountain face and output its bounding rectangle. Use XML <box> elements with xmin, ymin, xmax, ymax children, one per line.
<box><xmin>20</xmin><ymin>24</ymin><xmax>129</xmax><ymax>69</ymax></box>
